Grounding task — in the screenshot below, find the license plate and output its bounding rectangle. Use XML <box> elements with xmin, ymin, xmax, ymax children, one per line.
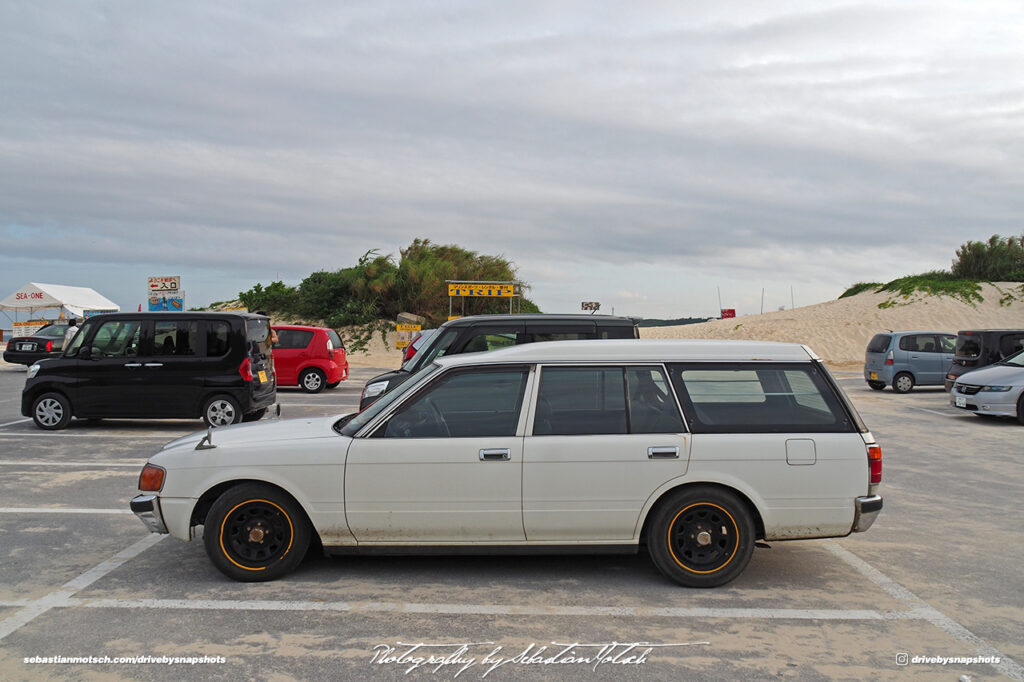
<box><xmin>18</xmin><ymin>343</ymin><xmax>34</xmax><ymax>351</ymax></box>
<box><xmin>955</xmin><ymin>396</ymin><xmax>967</xmax><ymax>408</ymax></box>
<box><xmin>258</xmin><ymin>370</ymin><xmax>268</xmax><ymax>383</ymax></box>
<box><xmin>869</xmin><ymin>372</ymin><xmax>878</xmax><ymax>380</ymax></box>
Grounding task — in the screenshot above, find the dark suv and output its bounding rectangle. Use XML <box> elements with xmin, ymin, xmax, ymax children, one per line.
<box><xmin>22</xmin><ymin>312</ymin><xmax>276</xmax><ymax>429</ymax></box>
<box><xmin>359</xmin><ymin>314</ymin><xmax>639</xmax><ymax>409</ymax></box>
<box><xmin>944</xmin><ymin>329</ymin><xmax>1024</xmax><ymax>391</ymax></box>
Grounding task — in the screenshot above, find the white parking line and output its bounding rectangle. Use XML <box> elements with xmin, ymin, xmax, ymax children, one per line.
<box><xmin>0</xmin><ymin>508</ymin><xmax>133</xmax><ymax>515</ymax></box>
<box><xmin>905</xmin><ymin>405</ymin><xmax>962</xmax><ymax>418</ymax></box>
<box><xmin>0</xmin><ymin>460</ymin><xmax>144</xmax><ymax>467</ymax></box>
<box><xmin>0</xmin><ymin>534</ymin><xmax>165</xmax><ymax>642</ymax></box>
<box><xmin>73</xmin><ymin>597</ymin><xmax>899</xmax><ymax>621</ymax></box>
<box><xmin>824</xmin><ymin>541</ymin><xmax>1023</xmax><ymax>680</ymax></box>
<box><xmin>0</xmin><ymin>418</ymin><xmax>32</xmax><ymax>429</ymax></box>
<box><xmin>0</xmin><ymin>432</ymin><xmax>176</xmax><ymax>439</ymax></box>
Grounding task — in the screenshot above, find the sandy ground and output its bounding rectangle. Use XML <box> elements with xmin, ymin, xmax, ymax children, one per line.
<box><xmin>345</xmin><ymin>282</ymin><xmax>1024</xmax><ymax>371</ymax></box>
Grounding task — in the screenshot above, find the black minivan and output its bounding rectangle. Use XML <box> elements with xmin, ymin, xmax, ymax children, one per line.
<box><xmin>22</xmin><ymin>312</ymin><xmax>276</xmax><ymax>430</ymax></box>
<box><xmin>944</xmin><ymin>329</ymin><xmax>1024</xmax><ymax>391</ymax></box>
<box><xmin>359</xmin><ymin>314</ymin><xmax>640</xmax><ymax>409</ymax></box>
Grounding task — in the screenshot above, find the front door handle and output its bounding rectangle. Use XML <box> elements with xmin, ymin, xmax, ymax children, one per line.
<box><xmin>144</xmin><ymin>363</ymin><xmax>164</xmax><ymax>367</ymax></box>
<box><xmin>479</xmin><ymin>448</ymin><xmax>511</xmax><ymax>461</ymax></box>
<box><xmin>124</xmin><ymin>363</ymin><xmax>142</xmax><ymax>368</ymax></box>
<box><xmin>648</xmin><ymin>446</ymin><xmax>679</xmax><ymax>459</ymax></box>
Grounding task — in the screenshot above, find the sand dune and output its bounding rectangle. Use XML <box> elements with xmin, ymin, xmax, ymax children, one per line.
<box><xmin>642</xmin><ymin>282</ymin><xmax>1024</xmax><ymax>368</ymax></box>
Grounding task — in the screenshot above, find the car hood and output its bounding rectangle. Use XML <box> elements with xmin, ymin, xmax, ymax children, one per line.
<box><xmin>956</xmin><ymin>363</ymin><xmax>1024</xmax><ymax>386</ymax></box>
<box><xmin>160</xmin><ymin>414</ymin><xmax>347</xmax><ymax>451</ymax></box>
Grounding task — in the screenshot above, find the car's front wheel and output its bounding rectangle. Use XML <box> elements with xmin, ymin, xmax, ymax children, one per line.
<box><xmin>203</xmin><ymin>483</ymin><xmax>311</xmax><ymax>582</ymax></box>
<box><xmin>647</xmin><ymin>486</ymin><xmax>755</xmax><ymax>588</ymax></box>
<box><xmin>300</xmin><ymin>368</ymin><xmax>326</xmax><ymax>394</ymax></box>
<box><xmin>892</xmin><ymin>372</ymin><xmax>914</xmax><ymax>394</ymax></box>
<box><xmin>326</xmin><ymin>381</ymin><xmax>341</xmax><ymax>389</ymax></box>
<box><xmin>867</xmin><ymin>381</ymin><xmax>886</xmax><ymax>391</ymax></box>
<box><xmin>203</xmin><ymin>395</ymin><xmax>242</xmax><ymax>427</ymax></box>
<box><xmin>1017</xmin><ymin>394</ymin><xmax>1024</xmax><ymax>426</ymax></box>
<box><xmin>32</xmin><ymin>392</ymin><xmax>72</xmax><ymax>430</ymax></box>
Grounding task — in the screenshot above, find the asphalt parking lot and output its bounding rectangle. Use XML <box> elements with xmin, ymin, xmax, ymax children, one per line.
<box><xmin>0</xmin><ymin>363</ymin><xmax>1021</xmax><ymax>681</ymax></box>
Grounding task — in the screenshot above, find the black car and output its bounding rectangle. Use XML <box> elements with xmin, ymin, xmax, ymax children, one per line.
<box><xmin>359</xmin><ymin>314</ymin><xmax>640</xmax><ymax>409</ymax></box>
<box><xmin>3</xmin><ymin>323</ymin><xmax>71</xmax><ymax>365</ymax></box>
<box><xmin>944</xmin><ymin>329</ymin><xmax>1024</xmax><ymax>391</ymax></box>
<box><xmin>22</xmin><ymin>312</ymin><xmax>277</xmax><ymax>430</ymax></box>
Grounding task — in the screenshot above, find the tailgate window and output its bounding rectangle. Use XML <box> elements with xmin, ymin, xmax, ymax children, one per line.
<box><xmin>955</xmin><ymin>334</ymin><xmax>982</xmax><ymax>358</ymax></box>
<box><xmin>246</xmin><ymin>319</ymin><xmax>272</xmax><ymax>358</ymax></box>
<box><xmin>866</xmin><ymin>334</ymin><xmax>891</xmax><ymax>353</ymax></box>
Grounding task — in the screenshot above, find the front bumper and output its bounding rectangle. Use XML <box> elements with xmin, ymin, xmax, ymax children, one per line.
<box><xmin>130</xmin><ymin>494</ymin><xmax>169</xmax><ymax>534</ymax></box>
<box><xmin>852</xmin><ymin>495</ymin><xmax>883</xmax><ymax>532</ymax></box>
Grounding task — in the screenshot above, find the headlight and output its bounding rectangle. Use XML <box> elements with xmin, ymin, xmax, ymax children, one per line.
<box><xmin>362</xmin><ymin>381</ymin><xmax>388</xmax><ymax>399</ymax></box>
<box><xmin>26</xmin><ymin>363</ymin><xmax>40</xmax><ymax>379</ymax></box>
<box><xmin>980</xmin><ymin>385</ymin><xmax>1013</xmax><ymax>392</ymax></box>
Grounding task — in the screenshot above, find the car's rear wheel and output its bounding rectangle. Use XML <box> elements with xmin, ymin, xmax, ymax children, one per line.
<box><xmin>203</xmin><ymin>483</ymin><xmax>311</xmax><ymax>582</ymax></box>
<box><xmin>892</xmin><ymin>372</ymin><xmax>914</xmax><ymax>393</ymax></box>
<box><xmin>1017</xmin><ymin>394</ymin><xmax>1024</xmax><ymax>426</ymax></box>
<box><xmin>203</xmin><ymin>395</ymin><xmax>242</xmax><ymax>427</ymax></box>
<box><xmin>326</xmin><ymin>381</ymin><xmax>341</xmax><ymax>389</ymax></box>
<box><xmin>867</xmin><ymin>381</ymin><xmax>885</xmax><ymax>391</ymax></box>
<box><xmin>32</xmin><ymin>392</ymin><xmax>72</xmax><ymax>430</ymax></box>
<box><xmin>647</xmin><ymin>486</ymin><xmax>755</xmax><ymax>588</ymax></box>
<box><xmin>300</xmin><ymin>368</ymin><xmax>326</xmax><ymax>394</ymax></box>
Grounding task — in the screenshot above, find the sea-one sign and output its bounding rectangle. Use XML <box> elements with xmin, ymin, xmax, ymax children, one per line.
<box><xmin>148</xmin><ymin>276</ymin><xmax>180</xmax><ymax>293</ymax></box>
<box><xmin>14</xmin><ymin>291</ymin><xmax>47</xmax><ymax>302</ymax></box>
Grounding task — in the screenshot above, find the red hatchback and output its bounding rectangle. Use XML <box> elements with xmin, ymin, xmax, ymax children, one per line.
<box><xmin>271</xmin><ymin>325</ymin><xmax>349</xmax><ymax>393</ymax></box>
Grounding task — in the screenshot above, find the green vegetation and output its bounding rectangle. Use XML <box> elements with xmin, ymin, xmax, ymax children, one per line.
<box><xmin>237</xmin><ymin>239</ymin><xmax>539</xmax><ymax>351</ymax></box>
<box><xmin>840</xmin><ymin>233</ymin><xmax>1024</xmax><ymax>308</ymax></box>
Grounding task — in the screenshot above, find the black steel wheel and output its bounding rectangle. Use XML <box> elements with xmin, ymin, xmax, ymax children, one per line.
<box><xmin>203</xmin><ymin>483</ymin><xmax>311</xmax><ymax>582</ymax></box>
<box><xmin>32</xmin><ymin>392</ymin><xmax>72</xmax><ymax>430</ymax></box>
<box><xmin>648</xmin><ymin>486</ymin><xmax>755</xmax><ymax>588</ymax></box>
<box><xmin>867</xmin><ymin>381</ymin><xmax>886</xmax><ymax>391</ymax></box>
<box><xmin>892</xmin><ymin>372</ymin><xmax>914</xmax><ymax>394</ymax></box>
<box><xmin>300</xmin><ymin>368</ymin><xmax>326</xmax><ymax>393</ymax></box>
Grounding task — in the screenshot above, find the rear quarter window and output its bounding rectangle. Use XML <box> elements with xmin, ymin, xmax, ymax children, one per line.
<box><xmin>668</xmin><ymin>363</ymin><xmax>854</xmax><ymax>434</ymax></box>
<box><xmin>866</xmin><ymin>334</ymin><xmax>892</xmax><ymax>353</ymax></box>
<box><xmin>999</xmin><ymin>334</ymin><xmax>1024</xmax><ymax>358</ymax></box>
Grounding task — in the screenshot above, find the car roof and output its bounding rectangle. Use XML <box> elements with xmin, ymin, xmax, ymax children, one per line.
<box><xmin>440</xmin><ymin>314</ymin><xmax>637</xmax><ymax>328</ymax></box>
<box><xmin>885</xmin><ymin>330</ymin><xmax>955</xmax><ymax>336</ymax></box>
<box><xmin>272</xmin><ymin>324</ymin><xmax>331</xmax><ymax>331</ymax></box>
<box><xmin>82</xmin><ymin>311</ymin><xmax>267</xmax><ymax>321</ymax></box>
<box><xmin>434</xmin><ymin>339</ymin><xmax>818</xmax><ymax>367</ymax></box>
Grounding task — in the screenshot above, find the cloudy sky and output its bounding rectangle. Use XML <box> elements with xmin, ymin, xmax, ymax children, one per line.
<box><xmin>2</xmin><ymin>1</ymin><xmax>1023</xmax><ymax>321</ymax></box>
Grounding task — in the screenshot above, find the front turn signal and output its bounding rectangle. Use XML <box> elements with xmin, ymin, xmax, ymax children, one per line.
<box><xmin>138</xmin><ymin>464</ymin><xmax>166</xmax><ymax>492</ymax></box>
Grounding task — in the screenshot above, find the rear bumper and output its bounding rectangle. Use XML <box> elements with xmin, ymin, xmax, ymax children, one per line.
<box><xmin>3</xmin><ymin>351</ymin><xmax>56</xmax><ymax>365</ymax></box>
<box><xmin>852</xmin><ymin>495</ymin><xmax>883</xmax><ymax>532</ymax></box>
<box><xmin>130</xmin><ymin>494</ymin><xmax>168</xmax><ymax>534</ymax></box>
<box><xmin>864</xmin><ymin>367</ymin><xmax>893</xmax><ymax>383</ymax></box>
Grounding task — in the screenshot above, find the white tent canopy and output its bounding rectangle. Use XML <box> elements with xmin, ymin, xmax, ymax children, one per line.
<box><xmin>0</xmin><ymin>282</ymin><xmax>120</xmax><ymax>318</ymax></box>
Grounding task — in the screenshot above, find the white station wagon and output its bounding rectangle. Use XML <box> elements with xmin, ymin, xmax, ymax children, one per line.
<box><xmin>131</xmin><ymin>339</ymin><xmax>883</xmax><ymax>587</ymax></box>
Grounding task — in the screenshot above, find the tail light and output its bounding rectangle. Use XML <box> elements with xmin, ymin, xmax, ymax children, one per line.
<box><xmin>238</xmin><ymin>357</ymin><xmax>253</xmax><ymax>382</ymax></box>
<box><xmin>867</xmin><ymin>444</ymin><xmax>882</xmax><ymax>484</ymax></box>
<box><xmin>45</xmin><ymin>340</ymin><xmax>53</xmax><ymax>352</ymax></box>
<box><xmin>884</xmin><ymin>350</ymin><xmax>894</xmax><ymax>366</ymax></box>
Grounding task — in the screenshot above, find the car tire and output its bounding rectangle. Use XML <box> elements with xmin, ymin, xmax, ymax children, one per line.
<box><xmin>32</xmin><ymin>392</ymin><xmax>72</xmax><ymax>430</ymax></box>
<box><xmin>647</xmin><ymin>486</ymin><xmax>755</xmax><ymax>588</ymax></box>
<box><xmin>326</xmin><ymin>381</ymin><xmax>341</xmax><ymax>390</ymax></box>
<box><xmin>203</xmin><ymin>395</ymin><xmax>242</xmax><ymax>427</ymax></box>
<box><xmin>242</xmin><ymin>408</ymin><xmax>267</xmax><ymax>423</ymax></box>
<box><xmin>203</xmin><ymin>483</ymin><xmax>311</xmax><ymax>582</ymax></box>
<box><xmin>1017</xmin><ymin>395</ymin><xmax>1024</xmax><ymax>426</ymax></box>
<box><xmin>299</xmin><ymin>368</ymin><xmax>326</xmax><ymax>394</ymax></box>
<box><xmin>867</xmin><ymin>381</ymin><xmax>886</xmax><ymax>391</ymax></box>
<box><xmin>892</xmin><ymin>372</ymin><xmax>914</xmax><ymax>394</ymax></box>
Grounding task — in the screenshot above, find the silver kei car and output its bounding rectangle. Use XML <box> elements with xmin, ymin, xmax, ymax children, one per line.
<box><xmin>949</xmin><ymin>349</ymin><xmax>1024</xmax><ymax>424</ymax></box>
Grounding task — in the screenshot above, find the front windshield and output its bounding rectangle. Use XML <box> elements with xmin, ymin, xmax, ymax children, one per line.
<box><xmin>1004</xmin><ymin>349</ymin><xmax>1024</xmax><ymax>367</ymax></box>
<box><xmin>402</xmin><ymin>328</ymin><xmax>457</xmax><ymax>372</ymax></box>
<box><xmin>337</xmin><ymin>362</ymin><xmax>440</xmax><ymax>436</ymax></box>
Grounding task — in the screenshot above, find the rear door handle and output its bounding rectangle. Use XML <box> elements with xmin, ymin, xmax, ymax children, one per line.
<box><xmin>648</xmin><ymin>446</ymin><xmax>679</xmax><ymax>459</ymax></box>
<box><xmin>479</xmin><ymin>448</ymin><xmax>511</xmax><ymax>461</ymax></box>
<box><xmin>144</xmin><ymin>363</ymin><xmax>164</xmax><ymax>367</ymax></box>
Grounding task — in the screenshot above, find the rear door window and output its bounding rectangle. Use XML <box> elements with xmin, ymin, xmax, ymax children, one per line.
<box><xmin>154</xmin><ymin>320</ymin><xmax>198</xmax><ymax>356</ymax></box>
<box><xmin>899</xmin><ymin>335</ymin><xmax>941</xmax><ymax>352</ymax></box>
<box><xmin>276</xmin><ymin>329</ymin><xmax>314</xmax><ymax>349</ymax></box>
<box><xmin>669</xmin><ymin>363</ymin><xmax>854</xmax><ymax>433</ymax></box>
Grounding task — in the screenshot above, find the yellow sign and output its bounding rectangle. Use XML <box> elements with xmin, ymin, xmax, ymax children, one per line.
<box><xmin>395</xmin><ymin>323</ymin><xmax>422</xmax><ymax>349</ymax></box>
<box><xmin>448</xmin><ymin>284</ymin><xmax>514</xmax><ymax>297</ymax></box>
<box><xmin>447</xmin><ymin>315</ymin><xmax>462</xmax><ymax>321</ymax></box>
